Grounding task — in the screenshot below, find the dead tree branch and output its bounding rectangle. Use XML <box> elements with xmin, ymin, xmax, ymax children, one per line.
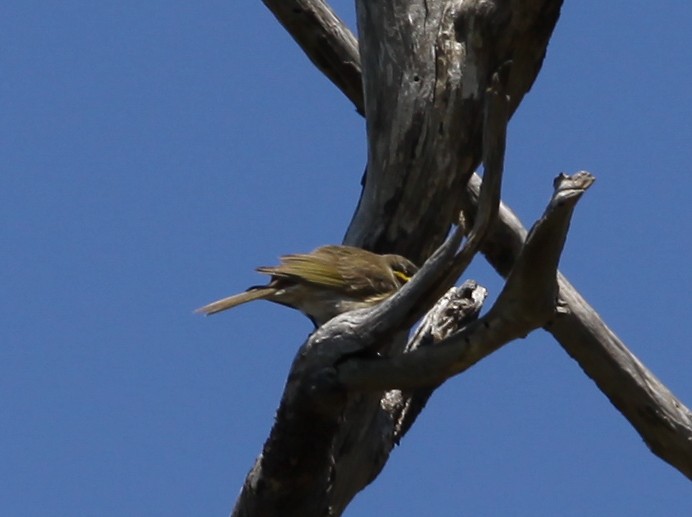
<box><xmin>258</xmin><ymin>0</ymin><xmax>692</xmax><ymax>478</ymax></box>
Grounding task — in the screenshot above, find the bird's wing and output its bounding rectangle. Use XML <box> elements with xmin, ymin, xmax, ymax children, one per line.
<box><xmin>329</xmin><ymin>246</ymin><xmax>399</xmax><ymax>295</ymax></box>
<box><xmin>257</xmin><ymin>246</ymin><xmax>396</xmax><ymax>297</ymax></box>
<box><xmin>336</xmin><ymin>262</ymin><xmax>395</xmax><ymax>296</ymax></box>
<box><xmin>256</xmin><ymin>250</ymin><xmax>346</xmax><ymax>289</ymax></box>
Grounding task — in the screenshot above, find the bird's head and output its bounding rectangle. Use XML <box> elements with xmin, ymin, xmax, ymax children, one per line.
<box><xmin>383</xmin><ymin>254</ymin><xmax>419</xmax><ymax>287</ymax></box>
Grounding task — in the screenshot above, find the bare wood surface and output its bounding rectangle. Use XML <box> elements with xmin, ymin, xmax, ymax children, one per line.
<box><xmin>393</xmin><ymin>280</ymin><xmax>488</xmax><ymax>441</ymax></box>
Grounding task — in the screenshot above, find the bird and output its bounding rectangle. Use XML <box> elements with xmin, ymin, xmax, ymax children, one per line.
<box><xmin>195</xmin><ymin>245</ymin><xmax>418</xmax><ymax>326</ymax></box>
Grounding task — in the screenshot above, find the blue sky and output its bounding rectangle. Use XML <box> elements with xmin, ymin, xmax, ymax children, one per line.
<box><xmin>2</xmin><ymin>1</ymin><xmax>691</xmax><ymax>516</ymax></box>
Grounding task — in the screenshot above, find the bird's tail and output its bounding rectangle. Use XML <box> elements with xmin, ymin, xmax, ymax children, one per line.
<box><xmin>194</xmin><ymin>286</ymin><xmax>276</xmax><ymax>316</ymax></box>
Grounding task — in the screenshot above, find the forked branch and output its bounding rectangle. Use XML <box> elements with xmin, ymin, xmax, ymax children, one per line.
<box><xmin>257</xmin><ymin>0</ymin><xmax>692</xmax><ymax>479</ymax></box>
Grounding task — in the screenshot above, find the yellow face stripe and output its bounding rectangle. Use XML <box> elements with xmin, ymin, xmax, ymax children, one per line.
<box><xmin>394</xmin><ymin>270</ymin><xmax>412</xmax><ymax>283</ymax></box>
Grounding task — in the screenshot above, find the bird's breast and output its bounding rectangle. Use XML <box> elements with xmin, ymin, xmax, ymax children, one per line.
<box><xmin>269</xmin><ymin>285</ymin><xmax>379</xmax><ymax>327</ymax></box>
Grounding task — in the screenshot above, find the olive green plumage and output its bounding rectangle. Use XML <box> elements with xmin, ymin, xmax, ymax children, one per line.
<box><xmin>196</xmin><ymin>245</ymin><xmax>418</xmax><ymax>326</ymax></box>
